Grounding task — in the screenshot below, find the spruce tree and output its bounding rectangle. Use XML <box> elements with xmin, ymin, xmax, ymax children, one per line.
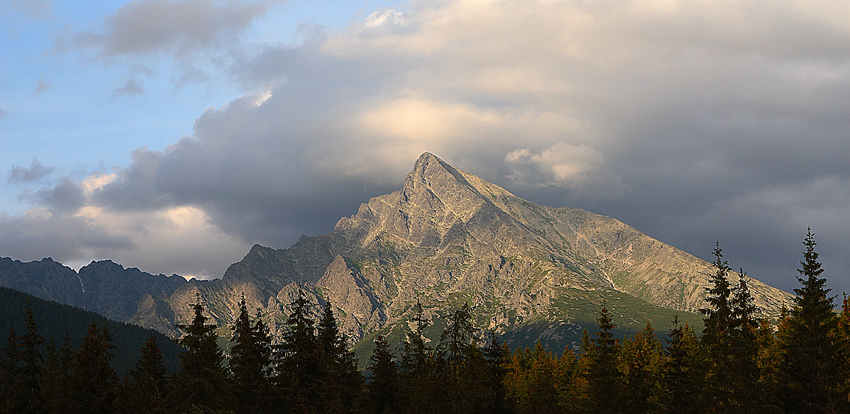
<box><xmin>400</xmin><ymin>301</ymin><xmax>431</xmax><ymax>375</ymax></box>
<box><xmin>586</xmin><ymin>303</ymin><xmax>621</xmax><ymax>414</ymax></box>
<box><xmin>777</xmin><ymin>229</ymin><xmax>844</xmax><ymax>413</ymax></box>
<box><xmin>12</xmin><ymin>302</ymin><xmax>44</xmax><ymax>414</ymax></box>
<box><xmin>367</xmin><ymin>335</ymin><xmax>400</xmax><ymax>414</ymax></box>
<box><xmin>229</xmin><ymin>295</ymin><xmax>272</xmax><ymax>413</ymax></box>
<box><xmin>274</xmin><ymin>287</ymin><xmax>321</xmax><ymax>413</ymax></box>
<box><xmin>125</xmin><ymin>335</ymin><xmax>168</xmax><ymax>414</ymax></box>
<box><xmin>481</xmin><ymin>331</ymin><xmax>510</xmax><ymax>414</ymax></box>
<box><xmin>399</xmin><ymin>301</ymin><xmax>437</xmax><ymax>414</ymax></box>
<box><xmin>620</xmin><ymin>323</ymin><xmax>664</xmax><ymax>413</ymax></box>
<box><xmin>729</xmin><ymin>272</ymin><xmax>762</xmax><ymax>410</ymax></box>
<box><xmin>169</xmin><ymin>299</ymin><xmax>233</xmax><ymax>413</ymax></box>
<box><xmin>662</xmin><ymin>317</ymin><xmax>701</xmax><ymax>413</ymax></box>
<box><xmin>0</xmin><ymin>325</ymin><xmax>20</xmax><ymax>414</ymax></box>
<box><xmin>70</xmin><ymin>322</ymin><xmax>119</xmax><ymax>414</ymax></box>
<box><xmin>699</xmin><ymin>243</ymin><xmax>735</xmax><ymax>410</ymax></box>
<box><xmin>434</xmin><ymin>303</ymin><xmax>488</xmax><ymax>413</ymax></box>
<box><xmin>41</xmin><ymin>337</ymin><xmax>72</xmax><ymax>414</ymax></box>
<box><xmin>316</xmin><ymin>300</ymin><xmax>361</xmax><ymax>413</ymax></box>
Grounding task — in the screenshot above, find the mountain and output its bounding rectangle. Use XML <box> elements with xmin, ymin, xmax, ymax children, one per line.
<box><xmin>118</xmin><ymin>152</ymin><xmax>794</xmax><ymax>350</ymax></box>
<box><xmin>0</xmin><ymin>257</ymin><xmax>187</xmax><ymax>325</ymax></box>
<box><xmin>0</xmin><ymin>153</ymin><xmax>794</xmax><ymax>350</ymax></box>
<box><xmin>0</xmin><ymin>286</ymin><xmax>183</xmax><ymax>377</ymax></box>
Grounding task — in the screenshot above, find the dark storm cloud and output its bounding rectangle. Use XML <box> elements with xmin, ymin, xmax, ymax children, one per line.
<box><xmin>8</xmin><ymin>0</ymin><xmax>850</xmax><ymax>291</ymax></box>
<box><xmin>94</xmin><ymin>0</ymin><xmax>850</xmax><ymax>293</ymax></box>
<box><xmin>7</xmin><ymin>158</ymin><xmax>55</xmax><ymax>183</ymax></box>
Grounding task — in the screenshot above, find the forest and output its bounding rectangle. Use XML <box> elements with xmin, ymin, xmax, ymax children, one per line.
<box><xmin>1</xmin><ymin>229</ymin><xmax>847</xmax><ymax>414</ymax></box>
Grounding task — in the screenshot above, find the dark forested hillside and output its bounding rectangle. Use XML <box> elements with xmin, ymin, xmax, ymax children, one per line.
<box><xmin>0</xmin><ymin>287</ymin><xmax>182</xmax><ymax>376</ymax></box>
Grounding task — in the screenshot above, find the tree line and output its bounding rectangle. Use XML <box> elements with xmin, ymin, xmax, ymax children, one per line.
<box><xmin>1</xmin><ymin>229</ymin><xmax>848</xmax><ymax>413</ymax></box>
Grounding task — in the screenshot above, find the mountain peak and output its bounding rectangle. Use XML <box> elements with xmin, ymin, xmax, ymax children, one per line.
<box><xmin>413</xmin><ymin>152</ymin><xmax>441</xmax><ymax>170</ymax></box>
<box><xmin>409</xmin><ymin>152</ymin><xmax>463</xmax><ymax>182</ymax></box>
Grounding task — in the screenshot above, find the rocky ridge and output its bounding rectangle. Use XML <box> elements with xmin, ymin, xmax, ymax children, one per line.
<box><xmin>124</xmin><ymin>153</ymin><xmax>794</xmax><ymax>346</ymax></box>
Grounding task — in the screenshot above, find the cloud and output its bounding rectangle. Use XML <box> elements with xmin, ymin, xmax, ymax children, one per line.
<box><xmin>10</xmin><ymin>0</ymin><xmax>53</xmax><ymax>19</ymax></box>
<box><xmin>7</xmin><ymin>0</ymin><xmax>850</xmax><ymax>293</ymax></box>
<box><xmin>29</xmin><ymin>178</ymin><xmax>86</xmax><ymax>213</ymax></box>
<box><xmin>1</xmin><ymin>172</ymin><xmax>250</xmax><ymax>278</ymax></box>
<box><xmin>112</xmin><ymin>79</ymin><xmax>145</xmax><ymax>97</ymax></box>
<box><xmin>7</xmin><ymin>158</ymin><xmax>55</xmax><ymax>183</ymax></box>
<box><xmin>505</xmin><ymin>144</ymin><xmax>620</xmax><ymax>193</ymax></box>
<box><xmin>365</xmin><ymin>9</ymin><xmax>409</xmax><ymax>30</ymax></box>
<box><xmin>33</xmin><ymin>77</ymin><xmax>51</xmax><ymax>96</ymax></box>
<box><xmin>76</xmin><ymin>0</ymin><xmax>272</xmax><ymax>56</ymax></box>
<box><xmin>0</xmin><ymin>108</ymin><xmax>6</xmax><ymax>119</ymax></box>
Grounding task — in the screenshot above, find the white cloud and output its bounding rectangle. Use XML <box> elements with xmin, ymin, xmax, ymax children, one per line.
<box><xmin>7</xmin><ymin>0</ymin><xmax>850</xmax><ymax>292</ymax></box>
<box><xmin>505</xmin><ymin>143</ymin><xmax>615</xmax><ymax>191</ymax></box>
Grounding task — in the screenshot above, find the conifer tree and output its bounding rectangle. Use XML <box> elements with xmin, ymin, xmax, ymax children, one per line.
<box><xmin>435</xmin><ymin>303</ymin><xmax>488</xmax><ymax>413</ymax></box>
<box><xmin>11</xmin><ymin>302</ymin><xmax>44</xmax><ymax>414</ymax></box>
<box><xmin>229</xmin><ymin>295</ymin><xmax>272</xmax><ymax>413</ymax></box>
<box><xmin>0</xmin><ymin>325</ymin><xmax>20</xmax><ymax>414</ymax></box>
<box><xmin>70</xmin><ymin>322</ymin><xmax>119</xmax><ymax>414</ymax></box>
<box><xmin>586</xmin><ymin>303</ymin><xmax>621</xmax><ymax>414</ymax></box>
<box><xmin>481</xmin><ymin>331</ymin><xmax>510</xmax><ymax>414</ymax></box>
<box><xmin>169</xmin><ymin>299</ymin><xmax>233</xmax><ymax>413</ymax></box>
<box><xmin>315</xmin><ymin>300</ymin><xmax>361</xmax><ymax>413</ymax></box>
<box><xmin>776</xmin><ymin>229</ymin><xmax>844</xmax><ymax>413</ymax></box>
<box><xmin>520</xmin><ymin>343</ymin><xmax>559</xmax><ymax>413</ymax></box>
<box><xmin>400</xmin><ymin>301</ymin><xmax>431</xmax><ymax>376</ymax></box>
<box><xmin>274</xmin><ymin>287</ymin><xmax>321</xmax><ymax>413</ymax></box>
<box><xmin>41</xmin><ymin>337</ymin><xmax>72</xmax><ymax>414</ymax></box>
<box><xmin>699</xmin><ymin>243</ymin><xmax>735</xmax><ymax>410</ymax></box>
<box><xmin>367</xmin><ymin>335</ymin><xmax>400</xmax><ymax>414</ymax></box>
<box><xmin>125</xmin><ymin>335</ymin><xmax>168</xmax><ymax>414</ymax></box>
<box><xmin>729</xmin><ymin>272</ymin><xmax>762</xmax><ymax>410</ymax></box>
<box><xmin>662</xmin><ymin>317</ymin><xmax>701</xmax><ymax>413</ymax></box>
<box><xmin>399</xmin><ymin>301</ymin><xmax>437</xmax><ymax>414</ymax></box>
<box><xmin>620</xmin><ymin>323</ymin><xmax>664</xmax><ymax>413</ymax></box>
<box><xmin>754</xmin><ymin>317</ymin><xmax>781</xmax><ymax>409</ymax></box>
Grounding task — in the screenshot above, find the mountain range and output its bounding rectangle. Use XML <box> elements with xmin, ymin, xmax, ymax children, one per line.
<box><xmin>0</xmin><ymin>153</ymin><xmax>794</xmax><ymax>351</ymax></box>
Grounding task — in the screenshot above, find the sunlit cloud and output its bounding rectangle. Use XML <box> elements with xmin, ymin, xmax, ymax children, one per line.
<box><xmin>4</xmin><ymin>0</ymin><xmax>849</xmax><ymax>294</ymax></box>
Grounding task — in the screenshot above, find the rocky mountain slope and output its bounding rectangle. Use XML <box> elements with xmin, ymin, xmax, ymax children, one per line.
<box><xmin>0</xmin><ymin>257</ymin><xmax>185</xmax><ymax>323</ymax></box>
<box><xmin>122</xmin><ymin>152</ymin><xmax>793</xmax><ymax>347</ymax></box>
<box><xmin>1</xmin><ymin>153</ymin><xmax>794</xmax><ymax>349</ymax></box>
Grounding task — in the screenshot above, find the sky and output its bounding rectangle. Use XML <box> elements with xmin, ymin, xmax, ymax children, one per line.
<box><xmin>1</xmin><ymin>0</ymin><xmax>849</xmax><ymax>296</ymax></box>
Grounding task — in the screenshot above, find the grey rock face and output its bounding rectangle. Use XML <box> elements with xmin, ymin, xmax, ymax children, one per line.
<box><xmin>0</xmin><ymin>153</ymin><xmax>795</xmax><ymax>348</ymax></box>
<box><xmin>135</xmin><ymin>152</ymin><xmax>794</xmax><ymax>345</ymax></box>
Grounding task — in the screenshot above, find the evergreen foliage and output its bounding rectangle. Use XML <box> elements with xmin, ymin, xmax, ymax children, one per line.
<box><xmin>274</xmin><ymin>287</ymin><xmax>322</xmax><ymax>413</ymax></box>
<box><xmin>12</xmin><ymin>302</ymin><xmax>44</xmax><ymax>414</ymax></box>
<box><xmin>585</xmin><ymin>303</ymin><xmax>621</xmax><ymax>414</ymax></box>
<box><xmin>169</xmin><ymin>298</ymin><xmax>233</xmax><ymax>413</ymax></box>
<box><xmin>4</xmin><ymin>229</ymin><xmax>850</xmax><ymax>413</ymax></box>
<box><xmin>125</xmin><ymin>335</ymin><xmax>168</xmax><ymax>413</ymax></box>
<box><xmin>776</xmin><ymin>229</ymin><xmax>845</xmax><ymax>413</ymax></box>
<box><xmin>367</xmin><ymin>335</ymin><xmax>400</xmax><ymax>414</ymax></box>
<box><xmin>316</xmin><ymin>300</ymin><xmax>362</xmax><ymax>413</ymax></box>
<box><xmin>229</xmin><ymin>295</ymin><xmax>272</xmax><ymax>413</ymax></box>
<box><xmin>699</xmin><ymin>243</ymin><xmax>736</xmax><ymax>410</ymax></box>
<box><xmin>663</xmin><ymin>316</ymin><xmax>701</xmax><ymax>413</ymax></box>
<box><xmin>70</xmin><ymin>322</ymin><xmax>119</xmax><ymax>414</ymax></box>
